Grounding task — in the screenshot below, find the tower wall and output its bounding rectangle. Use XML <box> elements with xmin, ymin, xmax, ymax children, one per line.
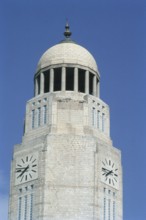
<box><xmin>8</xmin><ymin>28</ymin><xmax>123</xmax><ymax>220</ymax></box>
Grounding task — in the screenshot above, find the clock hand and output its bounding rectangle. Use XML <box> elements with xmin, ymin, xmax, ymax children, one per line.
<box><xmin>105</xmin><ymin>170</ymin><xmax>113</xmax><ymax>177</ymax></box>
<box><xmin>16</xmin><ymin>170</ymin><xmax>22</xmax><ymax>173</ymax></box>
<box><xmin>16</xmin><ymin>167</ymin><xmax>27</xmax><ymax>172</ymax></box>
<box><xmin>16</xmin><ymin>167</ymin><xmax>29</xmax><ymax>173</ymax></box>
<box><xmin>102</xmin><ymin>168</ymin><xmax>110</xmax><ymax>172</ymax></box>
<box><xmin>17</xmin><ymin>165</ymin><xmax>29</xmax><ymax>178</ymax></box>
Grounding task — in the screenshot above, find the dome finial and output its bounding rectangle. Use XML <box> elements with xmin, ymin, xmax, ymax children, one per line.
<box><xmin>64</xmin><ymin>20</ymin><xmax>72</xmax><ymax>38</ymax></box>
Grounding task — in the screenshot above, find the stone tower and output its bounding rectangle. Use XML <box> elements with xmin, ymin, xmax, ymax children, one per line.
<box><xmin>8</xmin><ymin>24</ymin><xmax>123</xmax><ymax>220</ymax></box>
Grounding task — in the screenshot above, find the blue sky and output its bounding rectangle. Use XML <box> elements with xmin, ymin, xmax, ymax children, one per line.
<box><xmin>0</xmin><ymin>0</ymin><xmax>146</xmax><ymax>219</ymax></box>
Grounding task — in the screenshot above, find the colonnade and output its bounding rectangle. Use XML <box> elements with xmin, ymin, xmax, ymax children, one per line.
<box><xmin>35</xmin><ymin>66</ymin><xmax>100</xmax><ymax>97</ymax></box>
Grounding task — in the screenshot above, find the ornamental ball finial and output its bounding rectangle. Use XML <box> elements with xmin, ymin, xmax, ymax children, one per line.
<box><xmin>64</xmin><ymin>21</ymin><xmax>72</xmax><ymax>38</ymax></box>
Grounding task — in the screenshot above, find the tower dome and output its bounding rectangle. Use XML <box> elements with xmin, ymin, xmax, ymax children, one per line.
<box><xmin>37</xmin><ymin>41</ymin><xmax>98</xmax><ymax>73</ymax></box>
<box><xmin>34</xmin><ymin>23</ymin><xmax>100</xmax><ymax>97</ymax></box>
<box><xmin>37</xmin><ymin>22</ymin><xmax>98</xmax><ymax>73</ymax></box>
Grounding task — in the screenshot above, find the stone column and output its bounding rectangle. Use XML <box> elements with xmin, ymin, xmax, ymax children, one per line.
<box><xmin>97</xmin><ymin>81</ymin><xmax>100</xmax><ymax>98</ymax></box>
<box><xmin>61</xmin><ymin>67</ymin><xmax>66</xmax><ymax>91</ymax></box>
<box><xmin>74</xmin><ymin>67</ymin><xmax>78</xmax><ymax>92</ymax></box>
<box><xmin>85</xmin><ymin>70</ymin><xmax>89</xmax><ymax>94</ymax></box>
<box><xmin>40</xmin><ymin>72</ymin><xmax>44</xmax><ymax>94</ymax></box>
<box><xmin>93</xmin><ymin>75</ymin><xmax>97</xmax><ymax>96</ymax></box>
<box><xmin>50</xmin><ymin>68</ymin><xmax>54</xmax><ymax>92</ymax></box>
<box><xmin>35</xmin><ymin>78</ymin><xmax>38</xmax><ymax>96</ymax></box>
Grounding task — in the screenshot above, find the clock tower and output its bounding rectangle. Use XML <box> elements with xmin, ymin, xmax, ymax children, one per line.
<box><xmin>8</xmin><ymin>24</ymin><xmax>123</xmax><ymax>220</ymax></box>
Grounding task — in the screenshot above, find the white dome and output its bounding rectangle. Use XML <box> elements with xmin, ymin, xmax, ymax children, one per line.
<box><xmin>37</xmin><ymin>42</ymin><xmax>98</xmax><ymax>72</ymax></box>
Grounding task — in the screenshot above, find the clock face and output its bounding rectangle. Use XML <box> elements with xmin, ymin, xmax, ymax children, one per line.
<box><xmin>15</xmin><ymin>152</ymin><xmax>38</xmax><ymax>185</ymax></box>
<box><xmin>101</xmin><ymin>158</ymin><xmax>119</xmax><ymax>189</ymax></box>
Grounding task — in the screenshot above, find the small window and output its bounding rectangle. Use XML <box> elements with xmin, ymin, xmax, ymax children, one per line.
<box><xmin>108</xmin><ymin>199</ymin><xmax>111</xmax><ymax>220</ymax></box>
<box><xmin>32</xmin><ymin>110</ymin><xmax>35</xmax><ymax>129</ymax></box>
<box><xmin>102</xmin><ymin>113</ymin><xmax>105</xmax><ymax>132</ymax></box>
<box><xmin>113</xmin><ymin>201</ymin><xmax>116</xmax><ymax>220</ymax></box>
<box><xmin>24</xmin><ymin>195</ymin><xmax>27</xmax><ymax>220</ymax></box>
<box><xmin>92</xmin><ymin>107</ymin><xmax>95</xmax><ymax>127</ymax></box>
<box><xmin>43</xmin><ymin>105</ymin><xmax>47</xmax><ymax>125</ymax></box>
<box><xmin>37</xmin><ymin>108</ymin><xmax>41</xmax><ymax>127</ymax></box>
<box><xmin>30</xmin><ymin>194</ymin><xmax>33</xmax><ymax>220</ymax></box>
<box><xmin>104</xmin><ymin>197</ymin><xmax>106</xmax><ymax>220</ymax></box>
<box><xmin>97</xmin><ymin>110</ymin><xmax>100</xmax><ymax>129</ymax></box>
<box><xmin>18</xmin><ymin>197</ymin><xmax>22</xmax><ymax>220</ymax></box>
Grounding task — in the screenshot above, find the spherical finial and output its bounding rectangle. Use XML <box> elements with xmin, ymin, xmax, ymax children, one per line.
<box><xmin>64</xmin><ymin>21</ymin><xmax>72</xmax><ymax>38</ymax></box>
